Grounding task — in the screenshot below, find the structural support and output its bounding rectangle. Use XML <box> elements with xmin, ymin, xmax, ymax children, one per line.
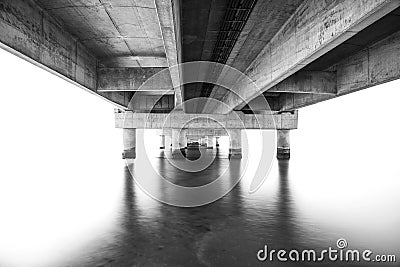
<box><xmin>206</xmin><ymin>136</ymin><xmax>214</xmax><ymax>149</ymax></box>
<box><xmin>171</xmin><ymin>128</ymin><xmax>186</xmax><ymax>158</ymax></box>
<box><xmin>207</xmin><ymin>0</ymin><xmax>400</xmax><ymax>113</ymax></box>
<box><xmin>228</xmin><ymin>129</ymin><xmax>242</xmax><ymax>159</ymax></box>
<box><xmin>159</xmin><ymin>135</ymin><xmax>166</xmax><ymax>149</ymax></box>
<box><xmin>122</xmin><ymin>129</ymin><xmax>136</xmax><ymax>159</ymax></box>
<box><xmin>277</xmin><ymin>130</ymin><xmax>290</xmax><ymax>160</ymax></box>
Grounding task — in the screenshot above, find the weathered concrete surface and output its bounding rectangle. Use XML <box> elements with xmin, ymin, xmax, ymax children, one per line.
<box><xmin>209</xmin><ymin>0</ymin><xmax>400</xmax><ymax>113</ymax></box>
<box><xmin>155</xmin><ymin>0</ymin><xmax>183</xmax><ymax>108</ymax></box>
<box><xmin>277</xmin><ymin>130</ymin><xmax>290</xmax><ymax>160</ymax></box>
<box><xmin>171</xmin><ymin>128</ymin><xmax>186</xmax><ymax>157</ymax></box>
<box><xmin>225</xmin><ymin>0</ymin><xmax>304</xmax><ymax>73</ymax></box>
<box><xmin>37</xmin><ymin>0</ymin><xmax>166</xmax><ymax>64</ymax></box>
<box><xmin>115</xmin><ymin>111</ymin><xmax>298</xmax><ymax>130</ymax></box>
<box><xmin>278</xmin><ymin>28</ymin><xmax>400</xmax><ymax>111</ymax></box>
<box><xmin>0</xmin><ymin>0</ymin><xmax>175</xmax><ymax>110</ymax></box>
<box><xmin>227</xmin><ymin>129</ymin><xmax>242</xmax><ymax>159</ymax></box>
<box><xmin>129</xmin><ymin>93</ymin><xmax>174</xmax><ymax>112</ymax></box>
<box><xmin>97</xmin><ymin>67</ymin><xmax>173</xmax><ymax>92</ymax></box>
<box><xmin>100</xmin><ymin>56</ymin><xmax>168</xmax><ymax>68</ymax></box>
<box><xmin>162</xmin><ymin>129</ymin><xmax>228</xmax><ymax>137</ymax></box>
<box><xmin>159</xmin><ymin>135</ymin><xmax>166</xmax><ymax>149</ymax></box>
<box><xmin>0</xmin><ymin>0</ymin><xmax>97</xmax><ymax>90</ymax></box>
<box><xmin>206</xmin><ymin>136</ymin><xmax>214</xmax><ymax>149</ymax></box>
<box><xmin>269</xmin><ymin>71</ymin><xmax>337</xmax><ymax>95</ymax></box>
<box><xmin>122</xmin><ymin>129</ymin><xmax>136</xmax><ymax>159</ymax></box>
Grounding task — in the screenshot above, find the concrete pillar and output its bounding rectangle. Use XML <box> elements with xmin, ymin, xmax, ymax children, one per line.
<box><xmin>165</xmin><ymin>135</ymin><xmax>172</xmax><ymax>148</ymax></box>
<box><xmin>159</xmin><ymin>135</ymin><xmax>165</xmax><ymax>149</ymax></box>
<box><xmin>228</xmin><ymin>129</ymin><xmax>242</xmax><ymax>159</ymax></box>
<box><xmin>206</xmin><ymin>136</ymin><xmax>213</xmax><ymax>149</ymax></box>
<box><xmin>172</xmin><ymin>128</ymin><xmax>186</xmax><ymax>157</ymax></box>
<box><xmin>122</xmin><ymin>129</ymin><xmax>136</xmax><ymax>159</ymax></box>
<box><xmin>277</xmin><ymin>130</ymin><xmax>290</xmax><ymax>160</ymax></box>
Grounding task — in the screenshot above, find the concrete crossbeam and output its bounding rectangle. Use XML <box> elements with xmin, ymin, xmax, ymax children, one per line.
<box><xmin>155</xmin><ymin>0</ymin><xmax>183</xmax><ymax>108</ymax></box>
<box><xmin>100</xmin><ymin>56</ymin><xmax>168</xmax><ymax>68</ymax></box>
<box><xmin>279</xmin><ymin>28</ymin><xmax>400</xmax><ymax>111</ymax></box>
<box><xmin>163</xmin><ymin>129</ymin><xmax>228</xmax><ymax>137</ymax></box>
<box><xmin>0</xmin><ymin>0</ymin><xmax>129</xmax><ymax>109</ymax></box>
<box><xmin>268</xmin><ymin>71</ymin><xmax>337</xmax><ymax>95</ymax></box>
<box><xmin>115</xmin><ymin>111</ymin><xmax>298</xmax><ymax>130</ymax></box>
<box><xmin>97</xmin><ymin>67</ymin><xmax>173</xmax><ymax>92</ymax></box>
<box><xmin>210</xmin><ymin>0</ymin><xmax>400</xmax><ymax>113</ymax></box>
<box><xmin>129</xmin><ymin>93</ymin><xmax>174</xmax><ymax>112</ymax></box>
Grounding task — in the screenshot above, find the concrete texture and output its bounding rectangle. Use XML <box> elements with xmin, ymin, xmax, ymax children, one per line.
<box><xmin>2</xmin><ymin>0</ymin><xmax>400</xmax><ymax>160</ymax></box>
<box><xmin>171</xmin><ymin>128</ymin><xmax>187</xmax><ymax>158</ymax></box>
<box><xmin>227</xmin><ymin>129</ymin><xmax>242</xmax><ymax>159</ymax></box>
<box><xmin>122</xmin><ymin>128</ymin><xmax>136</xmax><ymax>159</ymax></box>
<box><xmin>206</xmin><ymin>136</ymin><xmax>213</xmax><ymax>149</ymax></box>
<box><xmin>115</xmin><ymin>111</ymin><xmax>298</xmax><ymax>130</ymax></box>
<box><xmin>209</xmin><ymin>0</ymin><xmax>400</xmax><ymax>114</ymax></box>
<box><xmin>277</xmin><ymin>130</ymin><xmax>290</xmax><ymax>160</ymax></box>
<box><xmin>159</xmin><ymin>135</ymin><xmax>166</xmax><ymax>149</ymax></box>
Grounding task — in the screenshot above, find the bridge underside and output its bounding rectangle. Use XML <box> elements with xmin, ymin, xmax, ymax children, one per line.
<box><xmin>1</xmin><ymin>0</ymin><xmax>400</xmax><ymax>159</ymax></box>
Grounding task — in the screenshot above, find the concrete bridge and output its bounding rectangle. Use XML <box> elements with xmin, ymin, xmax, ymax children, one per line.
<box><xmin>1</xmin><ymin>0</ymin><xmax>400</xmax><ymax>160</ymax></box>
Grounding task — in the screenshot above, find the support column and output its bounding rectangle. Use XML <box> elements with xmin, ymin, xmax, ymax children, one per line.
<box><xmin>277</xmin><ymin>130</ymin><xmax>290</xmax><ymax>160</ymax></box>
<box><xmin>122</xmin><ymin>129</ymin><xmax>136</xmax><ymax>159</ymax></box>
<box><xmin>228</xmin><ymin>129</ymin><xmax>242</xmax><ymax>159</ymax></box>
<box><xmin>159</xmin><ymin>135</ymin><xmax>166</xmax><ymax>149</ymax></box>
<box><xmin>206</xmin><ymin>136</ymin><xmax>213</xmax><ymax>149</ymax></box>
<box><xmin>171</xmin><ymin>128</ymin><xmax>186</xmax><ymax>158</ymax></box>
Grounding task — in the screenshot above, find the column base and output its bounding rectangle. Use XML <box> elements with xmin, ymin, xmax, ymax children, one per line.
<box><xmin>277</xmin><ymin>147</ymin><xmax>290</xmax><ymax>160</ymax></box>
<box><xmin>229</xmin><ymin>148</ymin><xmax>242</xmax><ymax>159</ymax></box>
<box><xmin>171</xmin><ymin>148</ymin><xmax>186</xmax><ymax>158</ymax></box>
<box><xmin>122</xmin><ymin>148</ymin><xmax>136</xmax><ymax>159</ymax></box>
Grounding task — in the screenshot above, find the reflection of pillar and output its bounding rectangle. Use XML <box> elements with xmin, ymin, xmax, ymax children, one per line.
<box><xmin>228</xmin><ymin>129</ymin><xmax>242</xmax><ymax>159</ymax></box>
<box><xmin>159</xmin><ymin>135</ymin><xmax>165</xmax><ymax>149</ymax></box>
<box><xmin>277</xmin><ymin>130</ymin><xmax>290</xmax><ymax>160</ymax></box>
<box><xmin>122</xmin><ymin>129</ymin><xmax>136</xmax><ymax>159</ymax></box>
<box><xmin>215</xmin><ymin>137</ymin><xmax>220</xmax><ymax>147</ymax></box>
<box><xmin>206</xmin><ymin>136</ymin><xmax>213</xmax><ymax>149</ymax></box>
<box><xmin>172</xmin><ymin>128</ymin><xmax>186</xmax><ymax>157</ymax></box>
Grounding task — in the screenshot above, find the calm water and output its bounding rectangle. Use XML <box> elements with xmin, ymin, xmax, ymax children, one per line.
<box><xmin>7</xmin><ymin>136</ymin><xmax>400</xmax><ymax>267</ymax></box>
<box><xmin>1</xmin><ymin>129</ymin><xmax>400</xmax><ymax>267</ymax></box>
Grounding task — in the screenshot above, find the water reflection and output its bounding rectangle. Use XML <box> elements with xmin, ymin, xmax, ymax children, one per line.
<box><xmin>57</xmin><ymin>151</ymin><xmax>399</xmax><ymax>266</ymax></box>
<box><xmin>1</xmin><ymin>145</ymin><xmax>400</xmax><ymax>266</ymax></box>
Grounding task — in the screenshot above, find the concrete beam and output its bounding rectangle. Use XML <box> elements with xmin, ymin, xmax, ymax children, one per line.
<box><xmin>97</xmin><ymin>67</ymin><xmax>173</xmax><ymax>92</ymax></box>
<box><xmin>100</xmin><ymin>56</ymin><xmax>168</xmax><ymax>68</ymax></box>
<box><xmin>0</xmin><ymin>0</ymin><xmax>126</xmax><ymax>109</ymax></box>
<box><xmin>155</xmin><ymin>0</ymin><xmax>183</xmax><ymax>108</ymax></box>
<box><xmin>115</xmin><ymin>110</ymin><xmax>298</xmax><ymax>130</ymax></box>
<box><xmin>210</xmin><ymin>0</ymin><xmax>400</xmax><ymax>113</ymax></box>
<box><xmin>279</xmin><ymin>28</ymin><xmax>400</xmax><ymax>111</ymax></box>
<box><xmin>162</xmin><ymin>129</ymin><xmax>228</xmax><ymax>137</ymax></box>
<box><xmin>268</xmin><ymin>71</ymin><xmax>337</xmax><ymax>95</ymax></box>
<box><xmin>129</xmin><ymin>93</ymin><xmax>174</xmax><ymax>112</ymax></box>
